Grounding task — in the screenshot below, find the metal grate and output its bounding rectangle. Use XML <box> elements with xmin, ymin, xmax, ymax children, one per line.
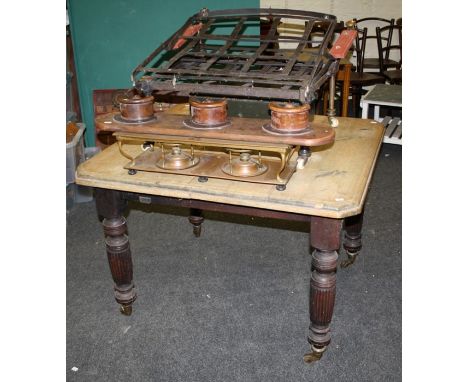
<box><xmin>131</xmin><ymin>8</ymin><xmax>339</xmax><ymax>104</ymax></box>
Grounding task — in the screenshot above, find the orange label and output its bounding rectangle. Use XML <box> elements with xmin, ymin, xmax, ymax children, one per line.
<box><xmin>172</xmin><ymin>23</ymin><xmax>203</xmax><ymax>50</ymax></box>
<box><xmin>329</xmin><ymin>29</ymin><xmax>357</xmax><ymax>59</ymax></box>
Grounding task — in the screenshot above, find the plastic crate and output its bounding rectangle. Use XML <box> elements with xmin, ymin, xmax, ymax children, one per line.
<box><xmin>66</xmin><ymin>146</ymin><xmax>101</xmax><ymax>209</ymax></box>
<box><xmin>66</xmin><ymin>122</ymin><xmax>85</xmax><ymax>185</ymax></box>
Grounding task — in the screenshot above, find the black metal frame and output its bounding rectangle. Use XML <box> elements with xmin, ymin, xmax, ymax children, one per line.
<box><xmin>131</xmin><ymin>8</ymin><xmax>339</xmax><ymax>104</ymax></box>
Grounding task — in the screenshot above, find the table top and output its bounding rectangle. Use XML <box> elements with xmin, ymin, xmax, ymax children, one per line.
<box><xmin>362</xmin><ymin>84</ymin><xmax>402</xmax><ymax>106</ymax></box>
<box><xmin>76</xmin><ymin>115</ymin><xmax>384</xmax><ymax>218</ymax></box>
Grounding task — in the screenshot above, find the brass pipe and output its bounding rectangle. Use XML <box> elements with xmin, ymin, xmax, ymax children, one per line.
<box><xmin>276</xmin><ymin>146</ymin><xmax>299</xmax><ymax>182</ymax></box>
<box><xmin>117</xmin><ymin>139</ymin><xmax>136</xmax><ymax>165</ymax></box>
<box><xmin>327</xmin><ymin>74</ymin><xmax>336</xmax><ymax>118</ymax></box>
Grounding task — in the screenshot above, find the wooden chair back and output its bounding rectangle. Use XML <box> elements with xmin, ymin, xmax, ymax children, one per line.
<box><xmin>376</xmin><ymin>24</ymin><xmax>402</xmax><ymax>84</ymax></box>
<box><xmin>356</xmin><ymin>17</ymin><xmax>395</xmax><ymax>70</ymax></box>
<box><xmin>354</xmin><ymin>26</ymin><xmax>369</xmax><ymax>75</ymax></box>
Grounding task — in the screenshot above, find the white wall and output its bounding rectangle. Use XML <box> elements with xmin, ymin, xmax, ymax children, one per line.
<box><xmin>260</xmin><ymin>0</ymin><xmax>401</xmax><ymax>23</ymax></box>
<box><xmin>261</xmin><ymin>0</ymin><xmax>402</xmax><ymax>62</ymax></box>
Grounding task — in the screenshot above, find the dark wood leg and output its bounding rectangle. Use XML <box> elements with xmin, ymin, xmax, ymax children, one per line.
<box><xmin>95</xmin><ymin>188</ymin><xmax>136</xmax><ymax>315</ymax></box>
<box><xmin>188</xmin><ymin>208</ymin><xmax>204</xmax><ymax>237</ymax></box>
<box><xmin>352</xmin><ymin>88</ymin><xmax>360</xmax><ymax>118</ymax></box>
<box><xmin>341</xmin><ymin>211</ymin><xmax>364</xmax><ymax>268</ymax></box>
<box><xmin>304</xmin><ymin>216</ymin><xmax>342</xmax><ymax>363</ymax></box>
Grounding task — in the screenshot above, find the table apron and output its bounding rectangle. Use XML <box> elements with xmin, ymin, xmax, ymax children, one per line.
<box><xmin>122</xmin><ymin>191</ymin><xmax>311</xmax><ymax>222</ymax></box>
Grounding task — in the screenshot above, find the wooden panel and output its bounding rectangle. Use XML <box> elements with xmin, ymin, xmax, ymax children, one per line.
<box><xmin>76</xmin><ymin>116</ymin><xmax>384</xmax><ymax>218</ymax></box>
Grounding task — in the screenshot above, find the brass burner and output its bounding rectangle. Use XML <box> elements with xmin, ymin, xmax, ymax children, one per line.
<box><xmin>221</xmin><ymin>151</ymin><xmax>268</xmax><ymax>177</ymax></box>
<box><xmin>156</xmin><ymin>145</ymin><xmax>199</xmax><ymax>170</ymax></box>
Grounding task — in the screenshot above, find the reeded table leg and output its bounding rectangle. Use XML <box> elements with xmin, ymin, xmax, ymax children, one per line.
<box><xmin>188</xmin><ymin>208</ymin><xmax>204</xmax><ymax>237</ymax></box>
<box><xmin>304</xmin><ymin>216</ymin><xmax>342</xmax><ymax>363</ymax></box>
<box><xmin>95</xmin><ymin>188</ymin><xmax>136</xmax><ymax>315</ymax></box>
<box><xmin>341</xmin><ymin>211</ymin><xmax>364</xmax><ymax>268</ymax></box>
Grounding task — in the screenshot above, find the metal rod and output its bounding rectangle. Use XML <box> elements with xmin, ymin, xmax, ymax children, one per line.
<box><xmin>327</xmin><ymin>74</ymin><xmax>336</xmax><ymax>118</ymax></box>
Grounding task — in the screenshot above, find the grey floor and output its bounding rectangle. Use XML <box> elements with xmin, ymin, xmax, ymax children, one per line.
<box><xmin>66</xmin><ymin>143</ymin><xmax>401</xmax><ymax>382</ymax></box>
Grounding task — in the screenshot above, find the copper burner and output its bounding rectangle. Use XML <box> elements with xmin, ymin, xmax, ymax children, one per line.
<box><xmin>156</xmin><ymin>145</ymin><xmax>199</xmax><ymax>170</ymax></box>
<box><xmin>221</xmin><ymin>151</ymin><xmax>268</xmax><ymax>177</ymax></box>
<box><xmin>118</xmin><ymin>95</ymin><xmax>156</xmax><ymax>123</ymax></box>
<box><xmin>263</xmin><ymin>102</ymin><xmax>311</xmax><ymax>135</ymax></box>
<box><xmin>184</xmin><ymin>98</ymin><xmax>230</xmax><ymax>129</ymax></box>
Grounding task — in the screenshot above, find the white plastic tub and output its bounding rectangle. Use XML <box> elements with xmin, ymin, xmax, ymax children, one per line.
<box><xmin>66</xmin><ymin>122</ymin><xmax>85</xmax><ymax>185</ymax></box>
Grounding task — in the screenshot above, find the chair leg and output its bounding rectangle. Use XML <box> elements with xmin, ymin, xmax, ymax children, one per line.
<box><xmin>352</xmin><ymin>92</ymin><xmax>359</xmax><ymax>118</ymax></box>
<box><xmin>352</xmin><ymin>86</ymin><xmax>365</xmax><ymax>118</ymax></box>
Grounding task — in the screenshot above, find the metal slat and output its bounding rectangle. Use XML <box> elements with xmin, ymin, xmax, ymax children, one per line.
<box><xmin>141</xmin><ymin>67</ymin><xmax>313</xmax><ymax>82</ymax></box>
<box><xmin>190</xmin><ymin>34</ymin><xmax>314</xmax><ymax>43</ymax></box>
<box><xmin>155</xmin><ymin>75</ymin><xmax>304</xmax><ymax>87</ymax></box>
<box><xmin>282</xmin><ymin>21</ymin><xmax>315</xmax><ymax>75</ymax></box>
<box><xmin>392</xmin><ymin>119</ymin><xmax>402</xmax><ymax>138</ymax></box>
<box><xmin>384</xmin><ymin>117</ymin><xmax>400</xmax><ymax>138</ymax></box>
<box><xmin>175</xmin><ymin>56</ymin><xmax>316</xmax><ymax>70</ymax></box>
<box><xmin>147</xmin><ymin>81</ymin><xmax>302</xmax><ymax>100</ymax></box>
<box><xmin>241</xmin><ymin>17</ymin><xmax>282</xmax><ymax>72</ymax></box>
<box><xmin>200</xmin><ymin>17</ymin><xmax>247</xmax><ymax>71</ymax></box>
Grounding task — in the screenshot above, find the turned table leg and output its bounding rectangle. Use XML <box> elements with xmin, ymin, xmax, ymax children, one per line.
<box><xmin>95</xmin><ymin>188</ymin><xmax>136</xmax><ymax>315</ymax></box>
<box><xmin>188</xmin><ymin>208</ymin><xmax>204</xmax><ymax>237</ymax></box>
<box><xmin>341</xmin><ymin>211</ymin><xmax>364</xmax><ymax>268</ymax></box>
<box><xmin>304</xmin><ymin>216</ymin><xmax>342</xmax><ymax>363</ymax></box>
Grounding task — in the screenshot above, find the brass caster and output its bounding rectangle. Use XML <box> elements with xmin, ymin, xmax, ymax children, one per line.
<box><xmin>193</xmin><ymin>225</ymin><xmax>202</xmax><ymax>238</ymax></box>
<box><xmin>303</xmin><ymin>346</ymin><xmax>326</xmax><ymax>363</ymax></box>
<box><xmin>276</xmin><ymin>184</ymin><xmax>286</xmax><ymax>191</ymax></box>
<box><xmin>328</xmin><ymin>116</ymin><xmax>339</xmax><ymax>128</ymax></box>
<box><xmin>120</xmin><ymin>304</ymin><xmax>133</xmax><ymax>316</ymax></box>
<box><xmin>340</xmin><ymin>251</ymin><xmax>358</xmax><ymax>268</ymax></box>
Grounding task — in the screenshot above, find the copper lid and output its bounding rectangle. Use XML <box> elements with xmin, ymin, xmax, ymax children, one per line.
<box><xmin>190</xmin><ymin>98</ymin><xmax>227</xmax><ymax>108</ymax></box>
<box><xmin>119</xmin><ymin>95</ymin><xmax>154</xmax><ymax>105</ymax></box>
<box><xmin>268</xmin><ymin>102</ymin><xmax>310</xmax><ymax>114</ymax></box>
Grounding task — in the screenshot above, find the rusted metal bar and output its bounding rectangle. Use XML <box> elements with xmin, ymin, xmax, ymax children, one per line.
<box><xmin>280</xmin><ymin>21</ymin><xmax>315</xmax><ymax>75</ymax></box>
<box><xmin>241</xmin><ymin>17</ymin><xmax>281</xmax><ymax>72</ymax></box>
<box><xmin>200</xmin><ymin>17</ymin><xmax>247</xmax><ymax>71</ymax></box>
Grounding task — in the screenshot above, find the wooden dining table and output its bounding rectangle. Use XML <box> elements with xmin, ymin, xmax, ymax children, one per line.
<box><xmin>75</xmin><ymin>109</ymin><xmax>384</xmax><ymax>363</ymax></box>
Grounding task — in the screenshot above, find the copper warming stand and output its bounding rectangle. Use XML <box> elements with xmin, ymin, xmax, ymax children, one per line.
<box><xmin>96</xmin><ymin>99</ymin><xmax>335</xmax><ymax>190</ymax></box>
